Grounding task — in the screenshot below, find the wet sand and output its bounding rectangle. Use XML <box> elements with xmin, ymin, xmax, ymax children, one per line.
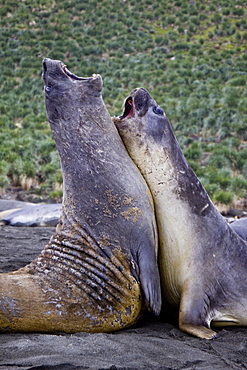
<box><xmin>0</xmin><ymin>225</ymin><xmax>246</xmax><ymax>370</ymax></box>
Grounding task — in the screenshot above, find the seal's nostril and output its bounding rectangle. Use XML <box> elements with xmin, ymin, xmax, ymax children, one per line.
<box><xmin>42</xmin><ymin>59</ymin><xmax>48</xmax><ymax>73</ymax></box>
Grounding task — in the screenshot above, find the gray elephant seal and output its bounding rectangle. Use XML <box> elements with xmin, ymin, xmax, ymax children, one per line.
<box><xmin>113</xmin><ymin>87</ymin><xmax>247</xmax><ymax>339</ymax></box>
<box><xmin>230</xmin><ymin>217</ymin><xmax>247</xmax><ymax>242</ymax></box>
<box><xmin>0</xmin><ymin>62</ymin><xmax>161</xmax><ymax>333</ymax></box>
<box><xmin>0</xmin><ymin>199</ymin><xmax>34</xmax><ymax>212</ymax></box>
<box><xmin>0</xmin><ymin>203</ymin><xmax>62</xmax><ymax>227</ymax></box>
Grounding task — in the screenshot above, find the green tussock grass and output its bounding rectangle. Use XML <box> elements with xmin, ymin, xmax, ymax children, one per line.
<box><xmin>0</xmin><ymin>0</ymin><xmax>247</xmax><ymax>206</ymax></box>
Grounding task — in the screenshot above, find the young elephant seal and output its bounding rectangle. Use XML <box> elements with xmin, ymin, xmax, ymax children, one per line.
<box><xmin>113</xmin><ymin>88</ymin><xmax>247</xmax><ymax>339</ymax></box>
<box><xmin>0</xmin><ymin>63</ymin><xmax>161</xmax><ymax>333</ymax></box>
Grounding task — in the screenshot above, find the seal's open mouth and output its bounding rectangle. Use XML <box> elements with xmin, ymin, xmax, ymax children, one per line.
<box><xmin>119</xmin><ymin>97</ymin><xmax>134</xmax><ymax>119</ymax></box>
<box><xmin>61</xmin><ymin>63</ymin><xmax>84</xmax><ymax>80</ymax></box>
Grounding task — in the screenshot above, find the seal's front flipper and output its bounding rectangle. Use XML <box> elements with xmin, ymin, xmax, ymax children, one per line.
<box><xmin>133</xmin><ymin>240</ymin><xmax>162</xmax><ymax>316</ymax></box>
<box><xmin>179</xmin><ymin>291</ymin><xmax>217</xmax><ymax>339</ymax></box>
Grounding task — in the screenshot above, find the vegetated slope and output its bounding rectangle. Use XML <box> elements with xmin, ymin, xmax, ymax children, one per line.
<box><xmin>0</xmin><ymin>0</ymin><xmax>246</xmax><ymax>208</ymax></box>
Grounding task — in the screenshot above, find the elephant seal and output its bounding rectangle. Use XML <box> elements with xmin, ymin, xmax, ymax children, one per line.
<box><xmin>0</xmin><ymin>62</ymin><xmax>161</xmax><ymax>333</ymax></box>
<box><xmin>113</xmin><ymin>88</ymin><xmax>247</xmax><ymax>339</ymax></box>
<box><xmin>230</xmin><ymin>217</ymin><xmax>247</xmax><ymax>242</ymax></box>
<box><xmin>0</xmin><ymin>203</ymin><xmax>62</xmax><ymax>227</ymax></box>
<box><xmin>0</xmin><ymin>199</ymin><xmax>35</xmax><ymax>212</ymax></box>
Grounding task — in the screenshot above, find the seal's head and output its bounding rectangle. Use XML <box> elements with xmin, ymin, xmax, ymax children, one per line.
<box><xmin>42</xmin><ymin>58</ymin><xmax>102</xmax><ymax>128</ymax></box>
<box><xmin>113</xmin><ymin>88</ymin><xmax>168</xmax><ymax>152</ymax></box>
<box><xmin>113</xmin><ymin>87</ymin><xmax>211</xmax><ymax>216</ymax></box>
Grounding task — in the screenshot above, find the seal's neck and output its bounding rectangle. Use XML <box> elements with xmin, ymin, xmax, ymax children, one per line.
<box><xmin>136</xmin><ymin>117</ymin><xmax>227</xmax><ymax>303</ymax></box>
<box><xmin>123</xmin><ymin>115</ymin><xmax>216</xmax><ymax>220</ymax></box>
<box><xmin>159</xmin><ymin>122</ymin><xmax>214</xmax><ymax>218</ymax></box>
<box><xmin>49</xmin><ymin>100</ymin><xmax>126</xmax><ymax>237</ymax></box>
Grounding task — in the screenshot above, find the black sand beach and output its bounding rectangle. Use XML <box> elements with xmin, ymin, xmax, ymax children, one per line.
<box><xmin>0</xmin><ymin>225</ymin><xmax>246</xmax><ymax>370</ymax></box>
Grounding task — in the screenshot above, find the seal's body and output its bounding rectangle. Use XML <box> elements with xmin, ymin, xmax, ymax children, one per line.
<box><xmin>0</xmin><ymin>62</ymin><xmax>161</xmax><ymax>333</ymax></box>
<box><xmin>114</xmin><ymin>88</ymin><xmax>247</xmax><ymax>339</ymax></box>
<box><xmin>0</xmin><ymin>203</ymin><xmax>62</xmax><ymax>227</ymax></box>
<box><xmin>230</xmin><ymin>217</ymin><xmax>247</xmax><ymax>242</ymax></box>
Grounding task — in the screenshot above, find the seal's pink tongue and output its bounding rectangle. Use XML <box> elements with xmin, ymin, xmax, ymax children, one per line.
<box><xmin>126</xmin><ymin>100</ymin><xmax>134</xmax><ymax>118</ymax></box>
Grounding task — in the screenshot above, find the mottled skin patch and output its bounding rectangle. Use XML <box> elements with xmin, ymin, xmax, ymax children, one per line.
<box><xmin>0</xmin><ymin>62</ymin><xmax>161</xmax><ymax>333</ymax></box>
<box><xmin>121</xmin><ymin>207</ymin><xmax>142</xmax><ymax>222</ymax></box>
<box><xmin>114</xmin><ymin>87</ymin><xmax>247</xmax><ymax>339</ymax></box>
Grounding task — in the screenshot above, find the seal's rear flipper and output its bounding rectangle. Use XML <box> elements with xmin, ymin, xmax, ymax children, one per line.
<box><xmin>179</xmin><ymin>291</ymin><xmax>217</xmax><ymax>339</ymax></box>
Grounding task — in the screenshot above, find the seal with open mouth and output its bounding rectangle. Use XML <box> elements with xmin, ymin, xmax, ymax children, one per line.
<box><xmin>113</xmin><ymin>87</ymin><xmax>247</xmax><ymax>339</ymax></box>
<box><xmin>0</xmin><ymin>64</ymin><xmax>161</xmax><ymax>333</ymax></box>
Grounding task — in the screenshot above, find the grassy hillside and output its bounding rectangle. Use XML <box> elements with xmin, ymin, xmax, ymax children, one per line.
<box><xmin>0</xmin><ymin>0</ymin><xmax>247</xmax><ymax>209</ymax></box>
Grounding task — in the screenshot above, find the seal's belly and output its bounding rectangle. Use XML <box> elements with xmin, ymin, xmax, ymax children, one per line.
<box><xmin>155</xmin><ymin>194</ymin><xmax>196</xmax><ymax>306</ymax></box>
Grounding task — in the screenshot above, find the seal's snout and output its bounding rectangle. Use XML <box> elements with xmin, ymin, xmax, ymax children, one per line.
<box><xmin>116</xmin><ymin>87</ymin><xmax>152</xmax><ymax>121</ymax></box>
<box><xmin>42</xmin><ymin>59</ymin><xmax>47</xmax><ymax>71</ymax></box>
<box><xmin>42</xmin><ymin>58</ymin><xmax>55</xmax><ymax>81</ymax></box>
<box><xmin>43</xmin><ymin>57</ymin><xmax>50</xmax><ymax>65</ymax></box>
<box><xmin>42</xmin><ymin>58</ymin><xmax>48</xmax><ymax>76</ymax></box>
<box><xmin>119</xmin><ymin>88</ymin><xmax>152</xmax><ymax>119</ymax></box>
<box><xmin>42</xmin><ymin>58</ymin><xmax>53</xmax><ymax>73</ymax></box>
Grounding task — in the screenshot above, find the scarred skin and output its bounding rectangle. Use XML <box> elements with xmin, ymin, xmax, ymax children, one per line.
<box><xmin>114</xmin><ymin>87</ymin><xmax>247</xmax><ymax>339</ymax></box>
<box><xmin>0</xmin><ymin>62</ymin><xmax>161</xmax><ymax>333</ymax></box>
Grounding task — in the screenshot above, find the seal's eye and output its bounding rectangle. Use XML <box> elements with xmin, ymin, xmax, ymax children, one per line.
<box><xmin>153</xmin><ymin>106</ymin><xmax>164</xmax><ymax>115</ymax></box>
<box><xmin>45</xmin><ymin>86</ymin><xmax>52</xmax><ymax>92</ymax></box>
